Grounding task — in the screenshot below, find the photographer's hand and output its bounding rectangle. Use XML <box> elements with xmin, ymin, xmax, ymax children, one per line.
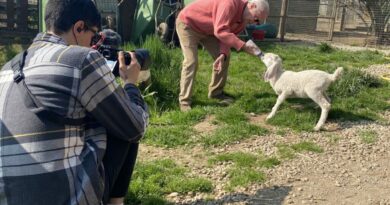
<box><xmin>118</xmin><ymin>51</ymin><xmax>141</xmax><ymax>85</ymax></box>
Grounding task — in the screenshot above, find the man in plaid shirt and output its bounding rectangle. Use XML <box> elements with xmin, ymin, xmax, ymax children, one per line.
<box><xmin>0</xmin><ymin>0</ymin><xmax>148</xmax><ymax>205</ymax></box>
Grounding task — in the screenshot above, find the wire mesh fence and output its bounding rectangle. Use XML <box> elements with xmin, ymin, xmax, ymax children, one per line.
<box><xmin>0</xmin><ymin>0</ymin><xmax>38</xmax><ymax>44</ymax></box>
<box><xmin>266</xmin><ymin>0</ymin><xmax>390</xmax><ymax>48</ymax></box>
<box><xmin>0</xmin><ymin>0</ymin><xmax>388</xmax><ymax>48</ymax></box>
<box><xmin>94</xmin><ymin>0</ymin><xmax>117</xmax><ymax>30</ymax></box>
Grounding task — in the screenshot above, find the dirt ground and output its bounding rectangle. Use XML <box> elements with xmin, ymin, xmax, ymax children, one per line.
<box><xmin>138</xmin><ymin>63</ymin><xmax>390</xmax><ymax>205</ymax></box>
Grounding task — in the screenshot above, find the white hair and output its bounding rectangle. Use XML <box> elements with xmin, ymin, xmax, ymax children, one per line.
<box><xmin>249</xmin><ymin>0</ymin><xmax>270</xmax><ymax>15</ymax></box>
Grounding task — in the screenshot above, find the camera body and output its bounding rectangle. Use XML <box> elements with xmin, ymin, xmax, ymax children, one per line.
<box><xmin>94</xmin><ymin>29</ymin><xmax>150</xmax><ymax>77</ymax></box>
<box><xmin>98</xmin><ymin>45</ymin><xmax>150</xmax><ymax>77</ymax></box>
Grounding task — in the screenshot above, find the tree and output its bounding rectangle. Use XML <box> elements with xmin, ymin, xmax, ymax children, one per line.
<box><xmin>340</xmin><ymin>0</ymin><xmax>389</xmax><ymax>45</ymax></box>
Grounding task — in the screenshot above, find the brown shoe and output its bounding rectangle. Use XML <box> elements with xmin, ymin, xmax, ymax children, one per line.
<box><xmin>210</xmin><ymin>92</ymin><xmax>235</xmax><ymax>105</ymax></box>
<box><xmin>180</xmin><ymin>104</ymin><xmax>192</xmax><ymax>112</ymax></box>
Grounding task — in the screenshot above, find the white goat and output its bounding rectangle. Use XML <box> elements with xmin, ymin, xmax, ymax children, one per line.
<box><xmin>262</xmin><ymin>53</ymin><xmax>343</xmax><ymax>131</ymax></box>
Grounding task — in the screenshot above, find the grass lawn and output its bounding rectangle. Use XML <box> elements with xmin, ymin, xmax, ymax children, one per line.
<box><xmin>133</xmin><ymin>36</ymin><xmax>389</xmax><ymax>145</ymax></box>
<box><xmin>1</xmin><ymin>37</ymin><xmax>389</xmax><ymax>204</ymax></box>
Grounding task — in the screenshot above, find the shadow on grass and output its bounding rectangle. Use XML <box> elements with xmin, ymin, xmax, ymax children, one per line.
<box><xmin>178</xmin><ymin>186</ymin><xmax>291</xmax><ymax>205</ymax></box>
<box><xmin>253</xmin><ymin>92</ymin><xmax>275</xmax><ymax>99</ymax></box>
<box><xmin>126</xmin><ymin>193</ymin><xmax>170</xmax><ymax>205</ymax></box>
<box><xmin>270</xmin><ymin>98</ymin><xmax>377</xmax><ymax>122</ymax></box>
<box><xmin>192</xmin><ymin>99</ymin><xmax>221</xmax><ymax>108</ymax></box>
<box><xmin>329</xmin><ymin>108</ymin><xmax>376</xmax><ymax>122</ymax></box>
<box><xmin>126</xmin><ymin>185</ymin><xmax>291</xmax><ymax>205</ymax></box>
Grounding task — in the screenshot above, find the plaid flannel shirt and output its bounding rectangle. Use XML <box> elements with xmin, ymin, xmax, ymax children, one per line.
<box><xmin>0</xmin><ymin>33</ymin><xmax>149</xmax><ymax>205</ymax></box>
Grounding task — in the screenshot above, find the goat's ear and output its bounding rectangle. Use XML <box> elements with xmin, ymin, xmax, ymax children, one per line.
<box><xmin>264</xmin><ymin>62</ymin><xmax>279</xmax><ymax>82</ymax></box>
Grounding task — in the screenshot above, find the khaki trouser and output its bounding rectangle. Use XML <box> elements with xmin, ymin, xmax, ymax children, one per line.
<box><xmin>176</xmin><ymin>19</ymin><xmax>230</xmax><ymax>106</ymax></box>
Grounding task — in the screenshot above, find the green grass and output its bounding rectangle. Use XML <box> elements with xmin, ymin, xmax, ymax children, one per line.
<box><xmin>266</xmin><ymin>104</ymin><xmax>322</xmax><ymax>131</ymax></box>
<box><xmin>291</xmin><ymin>141</ymin><xmax>324</xmax><ymax>153</ymax></box>
<box><xmin>276</xmin><ymin>144</ymin><xmax>297</xmax><ymax>159</ymax></box>
<box><xmin>151</xmin><ymin>108</ymin><xmax>208</xmax><ymax>125</ymax></box>
<box><xmin>318</xmin><ymin>42</ymin><xmax>334</xmax><ymax>53</ymax></box>
<box><xmin>277</xmin><ymin>141</ymin><xmax>324</xmax><ymax>159</ymax></box>
<box><xmin>207</xmin><ymin>151</ymin><xmax>279</xmax><ymax>190</ymax></box>
<box><xmin>214</xmin><ymin>105</ymin><xmax>248</xmax><ymax>124</ymax></box>
<box><xmin>124</xmin><ymin>36</ymin><xmax>182</xmax><ymax>113</ymax></box>
<box><xmin>127</xmin><ymin>159</ymin><xmax>213</xmax><ymax>205</ymax></box>
<box><xmin>201</xmin><ymin>123</ymin><xmax>268</xmax><ymax>147</ymax></box>
<box><xmin>208</xmin><ymin>152</ymin><xmax>259</xmax><ymax>167</ymax></box>
<box><xmin>275</xmin><ymin>128</ymin><xmax>288</xmax><ymax>136</ymax></box>
<box><xmin>208</xmin><ymin>151</ymin><xmax>281</xmax><ymax>168</ymax></box>
<box><xmin>325</xmin><ymin>134</ymin><xmax>341</xmax><ymax>145</ymax></box>
<box><xmin>0</xmin><ymin>45</ymin><xmax>23</xmax><ymax>68</ymax></box>
<box><xmin>359</xmin><ymin>130</ymin><xmax>378</xmax><ymax>144</ymax></box>
<box><xmin>258</xmin><ymin>157</ymin><xmax>281</xmax><ymax>168</ymax></box>
<box><xmin>143</xmin><ymin>108</ymin><xmax>209</xmax><ymax>147</ymax></box>
<box><xmin>226</xmin><ymin>167</ymin><xmax>265</xmax><ymax>191</ymax></box>
<box><xmin>136</xmin><ymin>38</ymin><xmax>389</xmax><ymax>134</ymax></box>
<box><xmin>143</xmin><ymin>125</ymin><xmax>196</xmax><ymax>148</ymax></box>
<box><xmin>329</xmin><ymin>69</ymin><xmax>382</xmax><ymax>97</ymax></box>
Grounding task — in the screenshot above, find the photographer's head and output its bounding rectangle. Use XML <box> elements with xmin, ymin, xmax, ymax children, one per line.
<box><xmin>45</xmin><ymin>0</ymin><xmax>101</xmax><ymax>47</ymax></box>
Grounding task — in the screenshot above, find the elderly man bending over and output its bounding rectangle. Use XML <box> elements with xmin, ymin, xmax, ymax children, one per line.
<box><xmin>176</xmin><ymin>0</ymin><xmax>269</xmax><ymax>111</ymax></box>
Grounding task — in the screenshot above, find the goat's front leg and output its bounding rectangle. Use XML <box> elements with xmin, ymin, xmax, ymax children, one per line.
<box><xmin>267</xmin><ymin>93</ymin><xmax>287</xmax><ymax>120</ymax></box>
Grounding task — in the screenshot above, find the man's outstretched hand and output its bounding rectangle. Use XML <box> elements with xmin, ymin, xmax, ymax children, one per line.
<box><xmin>243</xmin><ymin>40</ymin><xmax>263</xmax><ymax>57</ymax></box>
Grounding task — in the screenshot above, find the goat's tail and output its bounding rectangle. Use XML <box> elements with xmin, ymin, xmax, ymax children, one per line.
<box><xmin>331</xmin><ymin>67</ymin><xmax>343</xmax><ymax>81</ymax></box>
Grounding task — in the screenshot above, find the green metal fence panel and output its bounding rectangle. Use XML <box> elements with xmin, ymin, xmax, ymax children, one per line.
<box><xmin>39</xmin><ymin>0</ymin><xmax>48</xmax><ymax>32</ymax></box>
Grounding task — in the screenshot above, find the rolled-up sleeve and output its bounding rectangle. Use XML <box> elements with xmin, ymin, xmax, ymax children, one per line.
<box><xmin>78</xmin><ymin>50</ymin><xmax>149</xmax><ymax>142</ymax></box>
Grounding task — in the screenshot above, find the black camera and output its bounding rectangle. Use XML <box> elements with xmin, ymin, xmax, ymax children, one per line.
<box><xmin>95</xmin><ymin>29</ymin><xmax>150</xmax><ymax>77</ymax></box>
<box><xmin>98</xmin><ymin>46</ymin><xmax>150</xmax><ymax>77</ymax></box>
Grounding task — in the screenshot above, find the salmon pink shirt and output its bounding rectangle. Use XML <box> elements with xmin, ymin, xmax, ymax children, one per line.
<box><xmin>178</xmin><ymin>0</ymin><xmax>248</xmax><ymax>56</ymax></box>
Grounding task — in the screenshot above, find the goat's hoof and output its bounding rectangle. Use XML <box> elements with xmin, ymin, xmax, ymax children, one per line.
<box><xmin>313</xmin><ymin>127</ymin><xmax>321</xmax><ymax>132</ymax></box>
<box><xmin>266</xmin><ymin>115</ymin><xmax>273</xmax><ymax>120</ymax></box>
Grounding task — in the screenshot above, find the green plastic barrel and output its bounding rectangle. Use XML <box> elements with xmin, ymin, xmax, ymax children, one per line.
<box><xmin>131</xmin><ymin>0</ymin><xmax>195</xmax><ymax>42</ymax></box>
<box><xmin>130</xmin><ymin>0</ymin><xmax>156</xmax><ymax>42</ymax></box>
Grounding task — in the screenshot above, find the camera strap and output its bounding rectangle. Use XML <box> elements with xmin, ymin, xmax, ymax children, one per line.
<box><xmin>10</xmin><ymin>50</ymin><xmax>86</xmax><ymax>125</ymax></box>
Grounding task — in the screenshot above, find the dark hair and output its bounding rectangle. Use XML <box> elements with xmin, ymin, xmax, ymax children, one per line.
<box><xmin>101</xmin><ymin>29</ymin><xmax>122</xmax><ymax>48</ymax></box>
<box><xmin>45</xmin><ymin>0</ymin><xmax>101</xmax><ymax>34</ymax></box>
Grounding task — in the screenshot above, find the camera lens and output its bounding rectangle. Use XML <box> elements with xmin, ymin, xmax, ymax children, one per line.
<box><xmin>102</xmin><ymin>49</ymin><xmax>111</xmax><ymax>58</ymax></box>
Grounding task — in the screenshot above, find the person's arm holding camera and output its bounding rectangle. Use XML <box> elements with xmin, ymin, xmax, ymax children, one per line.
<box><xmin>79</xmin><ymin>50</ymin><xmax>148</xmax><ymax>142</ymax></box>
<box><xmin>118</xmin><ymin>51</ymin><xmax>147</xmax><ymax>109</ymax></box>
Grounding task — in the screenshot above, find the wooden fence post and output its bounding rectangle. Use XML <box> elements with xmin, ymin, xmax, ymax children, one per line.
<box><xmin>328</xmin><ymin>0</ymin><xmax>338</xmax><ymax>40</ymax></box>
<box><xmin>278</xmin><ymin>0</ymin><xmax>288</xmax><ymax>42</ymax></box>
<box><xmin>339</xmin><ymin>5</ymin><xmax>346</xmax><ymax>31</ymax></box>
